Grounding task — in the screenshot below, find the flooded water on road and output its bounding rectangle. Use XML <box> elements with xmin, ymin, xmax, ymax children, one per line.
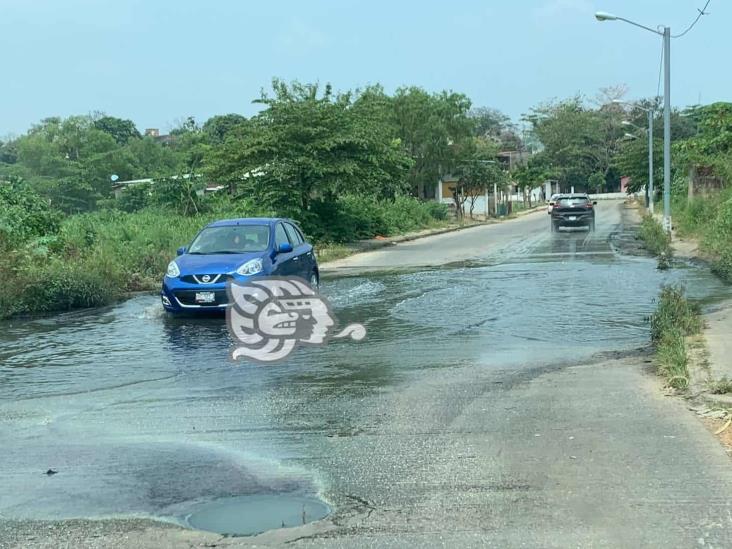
<box><xmin>1</xmin><ymin>208</ymin><xmax>731</xmax><ymax>535</ymax></box>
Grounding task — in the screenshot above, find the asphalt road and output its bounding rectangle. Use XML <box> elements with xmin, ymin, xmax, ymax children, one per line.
<box><xmin>322</xmin><ymin>208</ymin><xmax>555</xmax><ymax>274</ymax></box>
<box><xmin>3</xmin><ymin>200</ymin><xmax>732</xmax><ymax>548</ymax></box>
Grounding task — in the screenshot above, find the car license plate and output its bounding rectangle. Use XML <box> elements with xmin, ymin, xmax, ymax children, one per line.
<box><xmin>195</xmin><ymin>291</ymin><xmax>216</xmax><ymax>304</ymax></box>
<box><xmin>569</xmin><ymin>216</ymin><xmax>577</xmax><ymax>221</ymax></box>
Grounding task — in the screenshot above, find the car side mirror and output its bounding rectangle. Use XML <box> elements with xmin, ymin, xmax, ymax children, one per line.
<box><xmin>277</xmin><ymin>242</ymin><xmax>293</xmax><ymax>254</ymax></box>
<box><xmin>176</xmin><ymin>246</ymin><xmax>187</xmax><ymax>256</ymax></box>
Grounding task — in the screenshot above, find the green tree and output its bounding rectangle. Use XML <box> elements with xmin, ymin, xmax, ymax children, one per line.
<box><xmin>208</xmin><ymin>80</ymin><xmax>412</xmax><ymax>212</ymax></box>
<box><xmin>469</xmin><ymin>107</ymin><xmax>522</xmax><ymax>150</ymax></box>
<box><xmin>393</xmin><ymin>87</ymin><xmax>474</xmax><ymax>198</ymax></box>
<box><xmin>0</xmin><ymin>139</ymin><xmax>18</xmax><ymax>164</ymax></box>
<box><xmin>93</xmin><ymin>116</ymin><xmax>141</xmax><ymax>145</ymax></box>
<box><xmin>202</xmin><ymin>114</ymin><xmax>248</xmax><ymax>144</ymax></box>
<box><xmin>524</xmin><ymin>96</ymin><xmax>623</xmax><ymax>191</ymax></box>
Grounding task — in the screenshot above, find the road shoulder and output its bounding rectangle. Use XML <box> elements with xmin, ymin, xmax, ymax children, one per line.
<box><xmin>661</xmin><ymin>227</ymin><xmax>732</xmax><ymax>413</ymax></box>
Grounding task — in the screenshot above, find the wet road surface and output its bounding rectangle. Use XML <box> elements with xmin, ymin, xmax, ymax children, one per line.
<box><xmin>2</xmin><ymin>200</ymin><xmax>732</xmax><ymax>547</ymax></box>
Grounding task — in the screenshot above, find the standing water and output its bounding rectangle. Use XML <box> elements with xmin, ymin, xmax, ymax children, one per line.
<box><xmin>1</xmin><ymin>211</ymin><xmax>731</xmax><ymax>536</ymax></box>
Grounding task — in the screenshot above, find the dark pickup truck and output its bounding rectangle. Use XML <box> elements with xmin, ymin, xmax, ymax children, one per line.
<box><xmin>549</xmin><ymin>194</ymin><xmax>597</xmax><ymax>232</ymax></box>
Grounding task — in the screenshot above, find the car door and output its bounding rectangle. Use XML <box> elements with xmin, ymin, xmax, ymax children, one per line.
<box><xmin>283</xmin><ymin>222</ymin><xmax>311</xmax><ymax>280</ymax></box>
<box><xmin>272</xmin><ymin>222</ymin><xmax>296</xmax><ymax>276</ymax></box>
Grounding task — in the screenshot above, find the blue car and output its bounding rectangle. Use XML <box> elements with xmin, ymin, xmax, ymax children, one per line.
<box><xmin>161</xmin><ymin>217</ymin><xmax>319</xmax><ymax>313</ymax></box>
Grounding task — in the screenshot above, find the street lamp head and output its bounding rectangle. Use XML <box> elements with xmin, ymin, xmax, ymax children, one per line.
<box><xmin>595</xmin><ymin>11</ymin><xmax>618</xmax><ymax>21</ymax></box>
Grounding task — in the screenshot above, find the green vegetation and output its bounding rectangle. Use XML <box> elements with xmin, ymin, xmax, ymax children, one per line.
<box><xmin>709</xmin><ymin>376</ymin><xmax>732</xmax><ymax>395</ymax></box>
<box><xmin>615</xmin><ymin>102</ymin><xmax>732</xmax><ymax>281</ymax></box>
<box><xmin>2</xmin><ymin>81</ymin><xmax>489</xmax><ymax>318</ymax></box>
<box><xmin>3</xmin><ymin>81</ymin><xmax>730</xmax><ymax>319</ymax></box>
<box><xmin>673</xmin><ymin>187</ymin><xmax>732</xmax><ymax>282</ymax></box>
<box><xmin>650</xmin><ymin>286</ymin><xmax>703</xmax><ymax>390</ymax></box>
<box><xmin>0</xmin><ymin>190</ymin><xmax>448</xmax><ymax>318</ymax></box>
<box><xmin>638</xmin><ymin>214</ymin><xmax>673</xmax><ymax>267</ymax></box>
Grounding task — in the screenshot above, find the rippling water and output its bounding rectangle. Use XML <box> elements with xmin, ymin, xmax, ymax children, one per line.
<box><xmin>1</xmin><ymin>225</ymin><xmax>730</xmax><ymax>524</ymax></box>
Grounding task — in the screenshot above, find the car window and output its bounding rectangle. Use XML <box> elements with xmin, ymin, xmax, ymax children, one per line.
<box><xmin>187</xmin><ymin>225</ymin><xmax>270</xmax><ymax>254</ymax></box>
<box><xmin>557</xmin><ymin>197</ymin><xmax>590</xmax><ymax>207</ymax></box>
<box><xmin>284</xmin><ymin>223</ymin><xmax>303</xmax><ymax>246</ymax></box>
<box><xmin>293</xmin><ymin>225</ymin><xmax>306</xmax><ymax>244</ymax></box>
<box><xmin>274</xmin><ymin>223</ymin><xmax>291</xmax><ymax>248</ymax></box>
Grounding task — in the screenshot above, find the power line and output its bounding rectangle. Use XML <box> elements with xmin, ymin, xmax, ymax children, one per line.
<box><xmin>672</xmin><ymin>0</ymin><xmax>712</xmax><ymax>38</ymax></box>
<box><xmin>655</xmin><ymin>39</ymin><xmax>664</xmax><ymax>102</ymax></box>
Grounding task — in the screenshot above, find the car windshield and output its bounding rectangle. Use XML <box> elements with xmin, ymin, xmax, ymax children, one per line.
<box><xmin>557</xmin><ymin>196</ymin><xmax>590</xmax><ymax>207</ymax></box>
<box><xmin>187</xmin><ymin>225</ymin><xmax>269</xmax><ymax>254</ymax></box>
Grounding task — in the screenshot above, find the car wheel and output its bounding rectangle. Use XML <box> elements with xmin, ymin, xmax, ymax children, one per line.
<box><xmin>309</xmin><ymin>271</ymin><xmax>320</xmax><ymax>291</ymax></box>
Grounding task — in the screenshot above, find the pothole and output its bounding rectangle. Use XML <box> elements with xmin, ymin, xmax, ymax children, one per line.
<box><xmin>183</xmin><ymin>494</ymin><xmax>330</xmax><ymax>536</ymax></box>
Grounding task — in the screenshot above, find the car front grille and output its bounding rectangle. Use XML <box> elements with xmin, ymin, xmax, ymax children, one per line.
<box><xmin>173</xmin><ymin>290</ymin><xmax>229</xmax><ymax>307</ymax></box>
<box><xmin>180</xmin><ymin>273</ymin><xmax>232</xmax><ymax>285</ymax></box>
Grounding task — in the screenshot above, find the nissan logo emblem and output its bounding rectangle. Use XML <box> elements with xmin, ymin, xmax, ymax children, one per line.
<box><xmin>202</xmin><ymin>275</ymin><xmax>211</xmax><ymax>283</ymax></box>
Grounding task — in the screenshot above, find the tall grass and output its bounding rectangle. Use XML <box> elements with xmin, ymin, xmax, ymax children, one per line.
<box><xmin>674</xmin><ymin>188</ymin><xmax>732</xmax><ymax>283</ymax></box>
<box><xmin>650</xmin><ymin>285</ymin><xmax>702</xmax><ymax>390</ymax></box>
<box><xmin>0</xmin><ymin>196</ymin><xmax>450</xmax><ymax>319</ymax></box>
<box><xmin>638</xmin><ymin>214</ymin><xmax>672</xmax><ymax>260</ymax></box>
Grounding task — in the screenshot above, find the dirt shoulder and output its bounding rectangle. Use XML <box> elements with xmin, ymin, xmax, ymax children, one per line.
<box><xmin>662</xmin><ymin>227</ymin><xmax>732</xmax><ymax>409</ymax></box>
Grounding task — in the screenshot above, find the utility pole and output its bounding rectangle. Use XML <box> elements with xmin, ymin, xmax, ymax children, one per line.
<box><xmin>596</xmin><ymin>12</ymin><xmax>673</xmax><ymax>233</ymax></box>
<box><xmin>648</xmin><ymin>110</ymin><xmax>654</xmax><ymax>214</ymax></box>
<box><xmin>662</xmin><ymin>26</ymin><xmax>671</xmax><ymax>232</ymax></box>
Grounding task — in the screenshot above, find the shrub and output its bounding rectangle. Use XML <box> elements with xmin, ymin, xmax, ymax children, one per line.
<box><xmin>650</xmin><ymin>285</ymin><xmax>702</xmax><ymax>342</ymax></box>
<box><xmin>649</xmin><ymin>285</ymin><xmax>702</xmax><ymax>390</ymax></box>
<box><xmin>11</xmin><ymin>259</ymin><xmax>120</xmax><ymax>315</ymax></box>
<box><xmin>711</xmin><ymin>250</ymin><xmax>732</xmax><ymax>283</ymax></box>
<box><xmin>638</xmin><ymin>215</ymin><xmax>672</xmax><ymax>258</ymax></box>
<box><xmin>117</xmin><ymin>182</ymin><xmax>153</xmax><ymax>212</ymax></box>
<box><xmin>0</xmin><ymin>180</ymin><xmax>61</xmax><ymax>248</ymax></box>
<box><xmin>304</xmin><ymin>195</ymin><xmax>449</xmax><ymax>243</ymax></box>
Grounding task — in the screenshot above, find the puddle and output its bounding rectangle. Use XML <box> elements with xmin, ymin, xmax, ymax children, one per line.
<box><xmin>183</xmin><ymin>494</ymin><xmax>330</xmax><ymax>536</ymax></box>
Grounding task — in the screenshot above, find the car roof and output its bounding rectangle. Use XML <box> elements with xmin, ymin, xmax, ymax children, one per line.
<box><xmin>206</xmin><ymin>217</ymin><xmax>282</xmax><ymax>228</ymax></box>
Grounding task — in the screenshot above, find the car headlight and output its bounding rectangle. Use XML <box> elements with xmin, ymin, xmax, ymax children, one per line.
<box><xmin>236</xmin><ymin>258</ymin><xmax>263</xmax><ymax>276</ymax></box>
<box><xmin>166</xmin><ymin>260</ymin><xmax>180</xmax><ymax>278</ymax></box>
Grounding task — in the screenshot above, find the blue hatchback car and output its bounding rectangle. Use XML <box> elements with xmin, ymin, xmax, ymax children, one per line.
<box><xmin>161</xmin><ymin>217</ymin><xmax>319</xmax><ymax>313</ymax></box>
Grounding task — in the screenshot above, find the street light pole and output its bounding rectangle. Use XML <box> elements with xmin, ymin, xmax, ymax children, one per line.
<box><xmin>662</xmin><ymin>26</ymin><xmax>671</xmax><ymax>231</ymax></box>
<box><xmin>596</xmin><ymin>11</ymin><xmax>671</xmax><ymax>232</ymax></box>
<box><xmin>648</xmin><ymin>110</ymin><xmax>654</xmax><ymax>214</ymax></box>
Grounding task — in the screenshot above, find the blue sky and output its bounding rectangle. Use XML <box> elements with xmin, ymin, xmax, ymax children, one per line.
<box><xmin>0</xmin><ymin>0</ymin><xmax>727</xmax><ymax>136</ymax></box>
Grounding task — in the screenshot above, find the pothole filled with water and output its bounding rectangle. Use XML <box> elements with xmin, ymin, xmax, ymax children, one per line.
<box><xmin>182</xmin><ymin>494</ymin><xmax>331</xmax><ymax>536</ymax></box>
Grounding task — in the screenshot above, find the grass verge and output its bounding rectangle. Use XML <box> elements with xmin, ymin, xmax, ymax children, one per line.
<box><xmin>650</xmin><ymin>285</ymin><xmax>703</xmax><ymax>390</ymax></box>
<box><xmin>638</xmin><ymin>214</ymin><xmax>673</xmax><ymax>267</ymax></box>
<box><xmin>673</xmin><ymin>188</ymin><xmax>732</xmax><ymax>283</ymax></box>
